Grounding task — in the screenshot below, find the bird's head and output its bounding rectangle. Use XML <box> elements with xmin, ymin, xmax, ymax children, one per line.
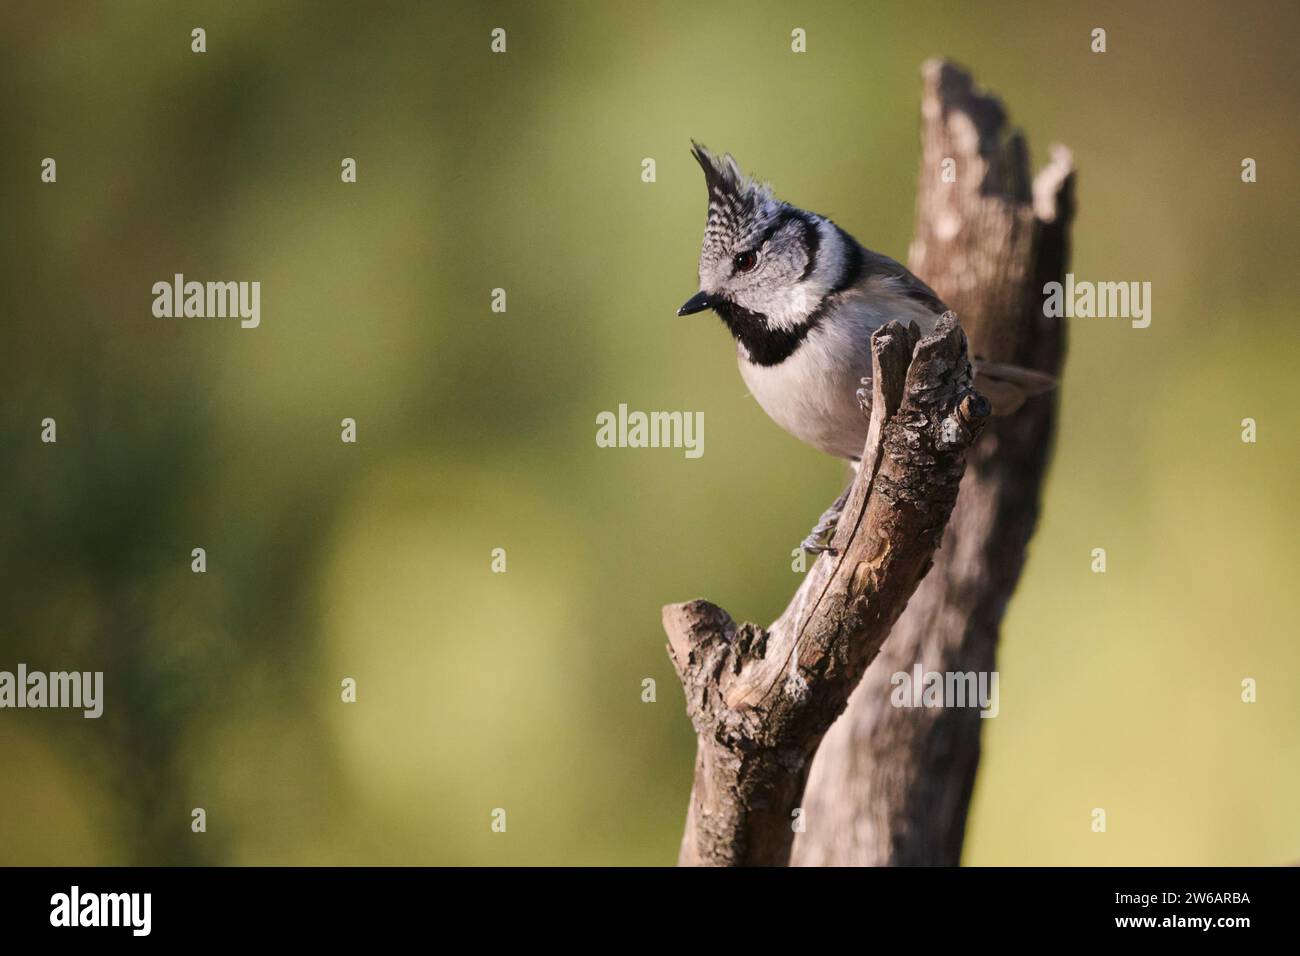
<box><xmin>678</xmin><ymin>143</ymin><xmax>841</xmax><ymax>361</ymax></box>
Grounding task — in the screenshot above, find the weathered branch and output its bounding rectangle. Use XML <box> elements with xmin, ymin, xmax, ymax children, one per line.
<box><xmin>791</xmin><ymin>60</ymin><xmax>1075</xmax><ymax>866</ymax></box>
<box><xmin>665</xmin><ymin>313</ymin><xmax>988</xmax><ymax>866</ymax></box>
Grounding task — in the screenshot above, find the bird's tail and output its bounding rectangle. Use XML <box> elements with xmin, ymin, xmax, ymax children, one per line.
<box><xmin>971</xmin><ymin>360</ymin><xmax>1057</xmax><ymax>415</ymax></box>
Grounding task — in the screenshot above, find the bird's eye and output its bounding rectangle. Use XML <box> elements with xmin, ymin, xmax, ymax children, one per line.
<box><xmin>733</xmin><ymin>251</ymin><xmax>758</xmax><ymax>273</ymax></box>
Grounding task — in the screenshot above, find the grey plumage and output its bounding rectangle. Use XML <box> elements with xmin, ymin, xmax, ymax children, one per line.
<box><xmin>679</xmin><ymin>142</ymin><xmax>1053</xmax><ymax>463</ymax></box>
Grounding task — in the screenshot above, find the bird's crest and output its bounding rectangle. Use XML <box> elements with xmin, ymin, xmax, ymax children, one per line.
<box><xmin>689</xmin><ymin>141</ymin><xmax>781</xmax><ymax>250</ymax></box>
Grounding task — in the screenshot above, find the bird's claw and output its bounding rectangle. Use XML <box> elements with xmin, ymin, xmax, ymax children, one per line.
<box><xmin>856</xmin><ymin>376</ymin><xmax>872</xmax><ymax>417</ymax></box>
<box><xmin>800</xmin><ymin>486</ymin><xmax>852</xmax><ymax>555</ymax></box>
<box><xmin>801</xmin><ymin>530</ymin><xmax>838</xmax><ymax>555</ymax></box>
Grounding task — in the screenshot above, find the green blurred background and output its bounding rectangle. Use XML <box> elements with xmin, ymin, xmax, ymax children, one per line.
<box><xmin>2</xmin><ymin>0</ymin><xmax>1297</xmax><ymax>865</ymax></box>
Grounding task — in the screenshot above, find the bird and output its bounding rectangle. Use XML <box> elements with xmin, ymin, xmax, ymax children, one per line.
<box><xmin>677</xmin><ymin>142</ymin><xmax>1054</xmax><ymax>552</ymax></box>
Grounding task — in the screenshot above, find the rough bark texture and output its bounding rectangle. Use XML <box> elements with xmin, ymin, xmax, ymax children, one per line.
<box><xmin>665</xmin><ymin>314</ymin><xmax>989</xmax><ymax>866</ymax></box>
<box><xmin>790</xmin><ymin>59</ymin><xmax>1075</xmax><ymax>866</ymax></box>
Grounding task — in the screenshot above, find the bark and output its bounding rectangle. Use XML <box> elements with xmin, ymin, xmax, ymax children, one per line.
<box><xmin>790</xmin><ymin>59</ymin><xmax>1075</xmax><ymax>866</ymax></box>
<box><xmin>665</xmin><ymin>313</ymin><xmax>989</xmax><ymax>866</ymax></box>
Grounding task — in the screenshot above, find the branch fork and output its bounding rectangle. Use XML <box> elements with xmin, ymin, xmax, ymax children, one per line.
<box><xmin>790</xmin><ymin>58</ymin><xmax>1073</xmax><ymax>868</ymax></box>
<box><xmin>664</xmin><ymin>312</ymin><xmax>986</xmax><ymax>866</ymax></box>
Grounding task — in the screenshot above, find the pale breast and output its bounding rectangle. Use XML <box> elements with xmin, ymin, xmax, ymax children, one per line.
<box><xmin>737</xmin><ymin>287</ymin><xmax>941</xmax><ymax>460</ymax></box>
<box><xmin>738</xmin><ymin>322</ymin><xmax>871</xmax><ymax>460</ymax></box>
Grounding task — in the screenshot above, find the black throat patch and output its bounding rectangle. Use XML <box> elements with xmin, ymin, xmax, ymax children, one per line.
<box><xmin>710</xmin><ymin>298</ymin><xmax>818</xmax><ymax>367</ymax></box>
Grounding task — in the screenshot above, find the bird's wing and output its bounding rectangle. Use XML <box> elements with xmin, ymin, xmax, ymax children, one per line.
<box><xmin>859</xmin><ymin>248</ymin><xmax>1058</xmax><ymax>414</ymax></box>
<box><xmin>859</xmin><ymin>249</ymin><xmax>949</xmax><ymax>315</ymax></box>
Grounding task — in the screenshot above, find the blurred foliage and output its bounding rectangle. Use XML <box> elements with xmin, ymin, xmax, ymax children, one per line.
<box><xmin>1</xmin><ymin>0</ymin><xmax>1297</xmax><ymax>865</ymax></box>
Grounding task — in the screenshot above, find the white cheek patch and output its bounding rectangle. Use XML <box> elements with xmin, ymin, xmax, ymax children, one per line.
<box><xmin>765</xmin><ymin>285</ymin><xmax>819</xmax><ymax>329</ymax></box>
<box><xmin>764</xmin><ymin>220</ymin><xmax>848</xmax><ymax>330</ymax></box>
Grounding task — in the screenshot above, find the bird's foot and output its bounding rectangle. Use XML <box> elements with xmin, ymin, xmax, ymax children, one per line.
<box><xmin>800</xmin><ymin>486</ymin><xmax>852</xmax><ymax>554</ymax></box>
<box><xmin>856</xmin><ymin>377</ymin><xmax>872</xmax><ymax>418</ymax></box>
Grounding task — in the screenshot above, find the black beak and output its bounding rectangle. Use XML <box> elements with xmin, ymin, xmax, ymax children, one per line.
<box><xmin>677</xmin><ymin>291</ymin><xmax>712</xmax><ymax>316</ymax></box>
